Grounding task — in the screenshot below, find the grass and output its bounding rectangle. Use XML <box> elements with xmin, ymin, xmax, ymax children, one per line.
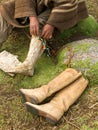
<box><xmin>0</xmin><ymin>29</ymin><xmax>98</xmax><ymax>130</ymax></box>
<box><xmin>0</xmin><ymin>0</ymin><xmax>98</xmax><ymax>130</ymax></box>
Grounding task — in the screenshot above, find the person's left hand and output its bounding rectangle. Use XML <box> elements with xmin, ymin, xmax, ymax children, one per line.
<box><xmin>41</xmin><ymin>24</ymin><xmax>54</xmax><ymax>39</ymax></box>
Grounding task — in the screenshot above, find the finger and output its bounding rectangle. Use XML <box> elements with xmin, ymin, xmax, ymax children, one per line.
<box><xmin>49</xmin><ymin>35</ymin><xmax>52</xmax><ymax>39</ymax></box>
<box><xmin>46</xmin><ymin>32</ymin><xmax>52</xmax><ymax>39</ymax></box>
<box><xmin>44</xmin><ymin>31</ymin><xmax>53</xmax><ymax>39</ymax></box>
<box><xmin>33</xmin><ymin>26</ymin><xmax>37</xmax><ymax>36</ymax></box>
<box><xmin>29</xmin><ymin>24</ymin><xmax>31</xmax><ymax>34</ymax></box>
<box><xmin>30</xmin><ymin>26</ymin><xmax>34</xmax><ymax>35</ymax></box>
<box><xmin>34</xmin><ymin>25</ymin><xmax>38</xmax><ymax>36</ymax></box>
<box><xmin>34</xmin><ymin>25</ymin><xmax>39</xmax><ymax>36</ymax></box>
<box><xmin>41</xmin><ymin>30</ymin><xmax>47</xmax><ymax>39</ymax></box>
<box><xmin>36</xmin><ymin>26</ymin><xmax>39</xmax><ymax>36</ymax></box>
<box><xmin>30</xmin><ymin>29</ymin><xmax>33</xmax><ymax>36</ymax></box>
<box><xmin>47</xmin><ymin>35</ymin><xmax>52</xmax><ymax>39</ymax></box>
<box><xmin>43</xmin><ymin>31</ymin><xmax>50</xmax><ymax>39</ymax></box>
<box><xmin>41</xmin><ymin>29</ymin><xmax>46</xmax><ymax>37</ymax></box>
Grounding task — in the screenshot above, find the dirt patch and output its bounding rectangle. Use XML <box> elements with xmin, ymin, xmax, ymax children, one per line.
<box><xmin>0</xmin><ymin>0</ymin><xmax>98</xmax><ymax>130</ymax></box>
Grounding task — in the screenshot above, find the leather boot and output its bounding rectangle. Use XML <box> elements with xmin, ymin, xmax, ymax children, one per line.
<box><xmin>9</xmin><ymin>35</ymin><xmax>44</xmax><ymax>76</ymax></box>
<box><xmin>25</xmin><ymin>76</ymin><xmax>88</xmax><ymax>125</ymax></box>
<box><xmin>20</xmin><ymin>68</ymin><xmax>82</xmax><ymax>104</ymax></box>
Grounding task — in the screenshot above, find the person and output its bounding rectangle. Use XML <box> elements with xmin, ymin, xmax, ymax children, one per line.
<box><xmin>0</xmin><ymin>1</ymin><xmax>89</xmax><ymax>124</ymax></box>
<box><xmin>0</xmin><ymin>0</ymin><xmax>88</xmax><ymax>76</ymax></box>
<box><xmin>0</xmin><ymin>0</ymin><xmax>88</xmax><ymax>44</ymax></box>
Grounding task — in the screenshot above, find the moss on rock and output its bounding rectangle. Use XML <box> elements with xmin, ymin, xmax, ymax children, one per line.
<box><xmin>58</xmin><ymin>15</ymin><xmax>98</xmax><ymax>40</ymax></box>
<box><xmin>58</xmin><ymin>38</ymin><xmax>98</xmax><ymax>85</ymax></box>
<box><xmin>76</xmin><ymin>15</ymin><xmax>98</xmax><ymax>36</ymax></box>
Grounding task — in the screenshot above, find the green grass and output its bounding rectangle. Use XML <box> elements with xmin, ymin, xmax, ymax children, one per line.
<box><xmin>0</xmin><ymin>29</ymin><xmax>98</xmax><ymax>130</ymax></box>
<box><xmin>0</xmin><ymin>1</ymin><xmax>98</xmax><ymax>129</ymax></box>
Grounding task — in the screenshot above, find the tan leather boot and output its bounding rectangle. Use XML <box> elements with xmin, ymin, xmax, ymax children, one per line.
<box><xmin>20</xmin><ymin>68</ymin><xmax>82</xmax><ymax>104</ymax></box>
<box><xmin>9</xmin><ymin>35</ymin><xmax>44</xmax><ymax>76</ymax></box>
<box><xmin>25</xmin><ymin>76</ymin><xmax>88</xmax><ymax>125</ymax></box>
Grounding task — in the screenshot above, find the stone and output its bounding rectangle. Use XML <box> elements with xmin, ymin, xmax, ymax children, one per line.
<box><xmin>58</xmin><ymin>38</ymin><xmax>98</xmax><ymax>85</ymax></box>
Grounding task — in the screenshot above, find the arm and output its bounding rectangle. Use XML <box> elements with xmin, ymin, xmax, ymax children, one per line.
<box><xmin>41</xmin><ymin>0</ymin><xmax>78</xmax><ymax>39</ymax></box>
<box><xmin>14</xmin><ymin>0</ymin><xmax>37</xmax><ymax>18</ymax></box>
<box><xmin>15</xmin><ymin>0</ymin><xmax>40</xmax><ymax>36</ymax></box>
<box><xmin>46</xmin><ymin>0</ymin><xmax>78</xmax><ymax>30</ymax></box>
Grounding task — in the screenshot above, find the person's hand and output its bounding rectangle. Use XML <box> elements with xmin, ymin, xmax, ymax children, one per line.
<box><xmin>29</xmin><ymin>16</ymin><xmax>39</xmax><ymax>36</ymax></box>
<box><xmin>41</xmin><ymin>24</ymin><xmax>54</xmax><ymax>39</ymax></box>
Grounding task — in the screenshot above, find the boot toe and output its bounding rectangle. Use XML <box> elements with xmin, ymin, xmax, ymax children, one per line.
<box><xmin>19</xmin><ymin>89</ymin><xmax>32</xmax><ymax>103</ymax></box>
<box><xmin>25</xmin><ymin>102</ymin><xmax>58</xmax><ymax>125</ymax></box>
<box><xmin>19</xmin><ymin>89</ymin><xmax>27</xmax><ymax>102</ymax></box>
<box><xmin>19</xmin><ymin>89</ymin><xmax>38</xmax><ymax>104</ymax></box>
<box><xmin>25</xmin><ymin>102</ymin><xmax>39</xmax><ymax>115</ymax></box>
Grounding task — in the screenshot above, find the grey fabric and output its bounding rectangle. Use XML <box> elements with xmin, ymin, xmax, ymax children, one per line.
<box><xmin>0</xmin><ymin>12</ymin><xmax>12</xmax><ymax>45</ymax></box>
<box><xmin>38</xmin><ymin>9</ymin><xmax>51</xmax><ymax>29</ymax></box>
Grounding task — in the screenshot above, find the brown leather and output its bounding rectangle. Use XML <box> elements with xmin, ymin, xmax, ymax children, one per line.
<box><xmin>20</xmin><ymin>68</ymin><xmax>82</xmax><ymax>104</ymax></box>
<box><xmin>25</xmin><ymin>76</ymin><xmax>88</xmax><ymax>124</ymax></box>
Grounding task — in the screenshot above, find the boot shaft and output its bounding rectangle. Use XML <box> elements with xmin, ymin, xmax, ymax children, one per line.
<box><xmin>50</xmin><ymin>76</ymin><xmax>88</xmax><ymax>111</ymax></box>
<box><xmin>25</xmin><ymin>35</ymin><xmax>44</xmax><ymax>65</ymax></box>
<box><xmin>46</xmin><ymin>68</ymin><xmax>82</xmax><ymax>97</ymax></box>
<box><xmin>7</xmin><ymin>35</ymin><xmax>44</xmax><ymax>76</ymax></box>
<box><xmin>20</xmin><ymin>68</ymin><xmax>82</xmax><ymax>103</ymax></box>
<box><xmin>25</xmin><ymin>76</ymin><xmax>88</xmax><ymax>125</ymax></box>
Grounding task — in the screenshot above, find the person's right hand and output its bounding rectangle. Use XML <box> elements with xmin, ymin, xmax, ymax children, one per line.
<box><xmin>29</xmin><ymin>16</ymin><xmax>39</xmax><ymax>36</ymax></box>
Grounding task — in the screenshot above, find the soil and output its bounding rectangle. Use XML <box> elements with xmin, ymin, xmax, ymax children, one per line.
<box><xmin>0</xmin><ymin>0</ymin><xmax>98</xmax><ymax>130</ymax></box>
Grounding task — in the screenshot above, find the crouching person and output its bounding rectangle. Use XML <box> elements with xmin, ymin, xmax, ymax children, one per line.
<box><xmin>0</xmin><ymin>0</ymin><xmax>88</xmax><ymax>76</ymax></box>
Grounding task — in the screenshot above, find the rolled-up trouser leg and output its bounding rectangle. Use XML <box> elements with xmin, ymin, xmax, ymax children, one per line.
<box><xmin>38</xmin><ymin>9</ymin><xmax>51</xmax><ymax>30</ymax></box>
<box><xmin>38</xmin><ymin>9</ymin><xmax>60</xmax><ymax>50</ymax></box>
<box><xmin>0</xmin><ymin>12</ymin><xmax>12</xmax><ymax>46</ymax></box>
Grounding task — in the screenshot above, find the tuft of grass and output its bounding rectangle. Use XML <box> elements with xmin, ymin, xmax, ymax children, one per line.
<box><xmin>0</xmin><ymin>4</ymin><xmax>98</xmax><ymax>129</ymax></box>
<box><xmin>76</xmin><ymin>15</ymin><xmax>98</xmax><ymax>36</ymax></box>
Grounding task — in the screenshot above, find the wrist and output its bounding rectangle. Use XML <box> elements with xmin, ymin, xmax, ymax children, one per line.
<box><xmin>29</xmin><ymin>16</ymin><xmax>37</xmax><ymax>20</ymax></box>
<box><xmin>46</xmin><ymin>24</ymin><xmax>54</xmax><ymax>28</ymax></box>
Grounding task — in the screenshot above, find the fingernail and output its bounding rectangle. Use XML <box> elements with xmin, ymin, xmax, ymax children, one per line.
<box><xmin>50</xmin><ymin>36</ymin><xmax>52</xmax><ymax>39</ymax></box>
